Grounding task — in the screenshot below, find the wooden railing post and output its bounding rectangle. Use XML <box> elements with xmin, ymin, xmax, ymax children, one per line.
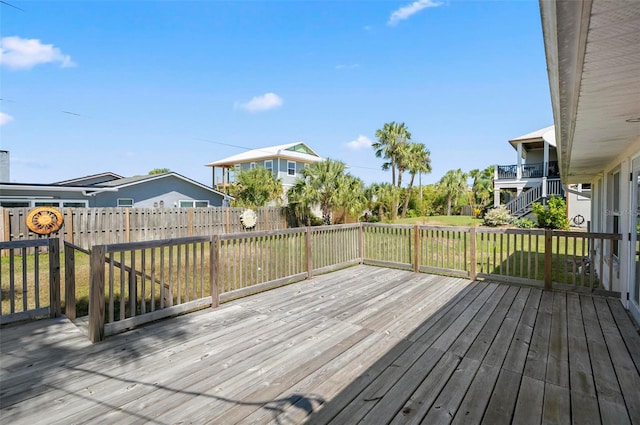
<box><xmin>64</xmin><ymin>243</ymin><xmax>76</xmax><ymax>321</ymax></box>
<box><xmin>210</xmin><ymin>235</ymin><xmax>220</xmax><ymax>308</ymax></box>
<box><xmin>469</xmin><ymin>227</ymin><xmax>477</xmax><ymax>280</ymax></box>
<box><xmin>544</xmin><ymin>229</ymin><xmax>553</xmax><ymax>290</ymax></box>
<box><xmin>305</xmin><ymin>227</ymin><xmax>313</xmax><ymax>279</ymax></box>
<box><xmin>89</xmin><ymin>245</ymin><xmax>106</xmax><ymax>342</ymax></box>
<box><xmin>413</xmin><ymin>225</ymin><xmax>420</xmax><ymax>273</ymax></box>
<box><xmin>358</xmin><ymin>223</ymin><xmax>364</xmax><ymax>264</ymax></box>
<box><xmin>48</xmin><ymin>238</ymin><xmax>61</xmax><ymax>318</ymax></box>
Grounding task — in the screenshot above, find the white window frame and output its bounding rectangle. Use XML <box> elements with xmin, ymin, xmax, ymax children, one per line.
<box><xmin>250</xmin><ymin>162</ymin><xmax>256</xmax><ymax>169</ymax></box>
<box><xmin>117</xmin><ymin>198</ymin><xmax>134</xmax><ymax>207</ymax></box>
<box><xmin>179</xmin><ymin>200</ymin><xmax>209</xmax><ymax>208</ymax></box>
<box><xmin>608</xmin><ymin>169</ymin><xmax>621</xmax><ymax>258</ymax></box>
<box><xmin>264</xmin><ymin>160</ymin><xmax>273</xmax><ymax>171</ymax></box>
<box><xmin>287</xmin><ymin>161</ymin><xmax>296</xmax><ymax>176</ymax></box>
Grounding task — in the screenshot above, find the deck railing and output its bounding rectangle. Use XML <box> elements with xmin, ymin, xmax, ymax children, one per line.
<box><xmin>496</xmin><ymin>161</ymin><xmax>560</xmax><ymax>180</ymax></box>
<box><xmin>0</xmin><ymin>224</ymin><xmax>621</xmax><ymax>341</ymax></box>
<box><xmin>0</xmin><ymin>238</ymin><xmax>60</xmax><ymax>324</ymax></box>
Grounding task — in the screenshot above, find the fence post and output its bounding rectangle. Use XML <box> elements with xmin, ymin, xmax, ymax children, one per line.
<box><xmin>48</xmin><ymin>238</ymin><xmax>61</xmax><ymax>318</ymax></box>
<box><xmin>358</xmin><ymin>223</ymin><xmax>364</xmax><ymax>264</ymax></box>
<box><xmin>413</xmin><ymin>225</ymin><xmax>420</xmax><ymax>273</ymax></box>
<box><xmin>544</xmin><ymin>229</ymin><xmax>553</xmax><ymax>290</ymax></box>
<box><xmin>225</xmin><ymin>208</ymin><xmax>231</xmax><ymax>234</ymax></box>
<box><xmin>306</xmin><ymin>227</ymin><xmax>313</xmax><ymax>279</ymax></box>
<box><xmin>210</xmin><ymin>235</ymin><xmax>220</xmax><ymax>308</ymax></box>
<box><xmin>125</xmin><ymin>208</ymin><xmax>131</xmax><ymax>243</ymax></box>
<box><xmin>64</xmin><ymin>242</ymin><xmax>76</xmax><ymax>321</ymax></box>
<box><xmin>65</xmin><ymin>208</ymin><xmax>74</xmax><ymax>245</ymax></box>
<box><xmin>89</xmin><ymin>245</ymin><xmax>106</xmax><ymax>343</ymax></box>
<box><xmin>470</xmin><ymin>227</ymin><xmax>477</xmax><ymax>280</ymax></box>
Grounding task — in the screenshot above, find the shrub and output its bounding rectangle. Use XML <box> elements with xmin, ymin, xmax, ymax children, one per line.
<box><xmin>483</xmin><ymin>206</ymin><xmax>514</xmax><ymax>227</ymax></box>
<box><xmin>513</xmin><ymin>217</ymin><xmax>536</xmax><ymax>229</ymax></box>
<box><xmin>531</xmin><ymin>196</ymin><xmax>569</xmax><ymax>229</ymax></box>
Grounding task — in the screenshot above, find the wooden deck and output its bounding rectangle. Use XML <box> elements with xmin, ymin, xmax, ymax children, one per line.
<box><xmin>1</xmin><ymin>265</ymin><xmax>639</xmax><ymax>424</ymax></box>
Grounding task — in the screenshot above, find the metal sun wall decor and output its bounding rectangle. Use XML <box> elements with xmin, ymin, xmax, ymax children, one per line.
<box><xmin>26</xmin><ymin>206</ymin><xmax>64</xmax><ymax>235</ymax></box>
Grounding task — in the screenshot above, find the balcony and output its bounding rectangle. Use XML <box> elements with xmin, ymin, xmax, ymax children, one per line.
<box><xmin>496</xmin><ymin>161</ymin><xmax>560</xmax><ymax>180</ymax></box>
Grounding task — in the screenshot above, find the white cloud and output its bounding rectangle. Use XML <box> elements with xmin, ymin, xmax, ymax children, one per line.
<box><xmin>346</xmin><ymin>135</ymin><xmax>372</xmax><ymax>151</ymax></box>
<box><xmin>0</xmin><ymin>112</ymin><xmax>14</xmax><ymax>126</ymax></box>
<box><xmin>335</xmin><ymin>64</ymin><xmax>360</xmax><ymax>70</ymax></box>
<box><xmin>0</xmin><ymin>36</ymin><xmax>76</xmax><ymax>70</ymax></box>
<box><xmin>388</xmin><ymin>0</ymin><xmax>442</xmax><ymax>26</ymax></box>
<box><xmin>235</xmin><ymin>92</ymin><xmax>283</xmax><ymax>112</ymax></box>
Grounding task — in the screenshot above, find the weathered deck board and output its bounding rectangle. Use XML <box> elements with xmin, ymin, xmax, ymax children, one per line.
<box><xmin>1</xmin><ymin>265</ymin><xmax>639</xmax><ymax>425</ymax></box>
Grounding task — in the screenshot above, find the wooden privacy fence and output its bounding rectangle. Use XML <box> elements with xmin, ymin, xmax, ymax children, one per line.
<box><xmin>0</xmin><ymin>238</ymin><xmax>61</xmax><ymax>325</ymax></box>
<box><xmin>1</xmin><ymin>206</ymin><xmax>287</xmax><ymax>251</ymax></box>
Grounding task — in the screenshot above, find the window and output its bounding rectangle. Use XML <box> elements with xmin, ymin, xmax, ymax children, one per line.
<box><xmin>264</xmin><ymin>160</ymin><xmax>273</xmax><ymax>171</ymax></box>
<box><xmin>0</xmin><ymin>201</ymin><xmax>29</xmax><ymax>207</ymax></box>
<box><xmin>117</xmin><ymin>198</ymin><xmax>134</xmax><ymax>207</ymax></box>
<box><xmin>287</xmin><ymin>161</ymin><xmax>296</xmax><ymax>176</ymax></box>
<box><xmin>179</xmin><ymin>200</ymin><xmax>209</xmax><ymax>208</ymax></box>
<box><xmin>250</xmin><ymin>162</ymin><xmax>256</xmax><ymax>169</ymax></box>
<box><xmin>63</xmin><ymin>201</ymin><xmax>88</xmax><ymax>207</ymax></box>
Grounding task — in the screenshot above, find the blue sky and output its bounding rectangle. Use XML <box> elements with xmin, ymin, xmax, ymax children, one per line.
<box><xmin>0</xmin><ymin>0</ymin><xmax>553</xmax><ymax>187</ymax></box>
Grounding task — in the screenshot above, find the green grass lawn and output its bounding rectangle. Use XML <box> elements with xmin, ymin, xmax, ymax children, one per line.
<box><xmin>392</xmin><ymin>215</ymin><xmax>482</xmax><ymax>227</ymax></box>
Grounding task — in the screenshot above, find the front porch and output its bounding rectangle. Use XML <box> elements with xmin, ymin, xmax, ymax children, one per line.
<box><xmin>2</xmin><ymin>265</ymin><xmax>639</xmax><ymax>424</ymax></box>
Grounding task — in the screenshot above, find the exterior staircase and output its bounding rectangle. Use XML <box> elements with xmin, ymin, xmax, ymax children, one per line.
<box><xmin>504</xmin><ymin>179</ymin><xmax>564</xmax><ymax>217</ymax></box>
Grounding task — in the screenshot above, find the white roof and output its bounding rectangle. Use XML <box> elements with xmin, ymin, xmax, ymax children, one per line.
<box><xmin>509</xmin><ymin>125</ymin><xmax>556</xmax><ymax>148</ymax></box>
<box><xmin>206</xmin><ymin>142</ymin><xmax>323</xmax><ymax>167</ymax></box>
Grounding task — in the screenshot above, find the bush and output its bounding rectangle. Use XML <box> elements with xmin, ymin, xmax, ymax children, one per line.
<box><xmin>531</xmin><ymin>196</ymin><xmax>569</xmax><ymax>229</ymax></box>
<box><xmin>513</xmin><ymin>217</ymin><xmax>536</xmax><ymax>229</ymax></box>
<box><xmin>483</xmin><ymin>207</ymin><xmax>514</xmax><ymax>227</ymax></box>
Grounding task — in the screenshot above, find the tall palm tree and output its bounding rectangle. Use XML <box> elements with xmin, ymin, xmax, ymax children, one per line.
<box><xmin>439</xmin><ymin>168</ymin><xmax>469</xmax><ymax>216</ymax></box>
<box><xmin>335</xmin><ymin>174</ymin><xmax>366</xmax><ymax>223</ymax></box>
<box><xmin>400</xmin><ymin>143</ymin><xmax>432</xmax><ymax>218</ymax></box>
<box><xmin>372</xmin><ymin>122</ymin><xmax>412</xmax><ymax>188</ymax></box>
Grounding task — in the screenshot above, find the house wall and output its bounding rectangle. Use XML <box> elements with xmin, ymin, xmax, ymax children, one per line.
<box><xmin>589</xmin><ymin>139</ymin><xmax>640</xmax><ymax>296</ymax></box>
<box><xmin>524</xmin><ymin>147</ymin><xmax>558</xmax><ymax>164</ymax></box>
<box><xmin>566</xmin><ymin>185</ymin><xmax>591</xmax><ymax>229</ymax></box>
<box><xmin>94</xmin><ymin>176</ymin><xmax>226</xmax><ymax>208</ymax></box>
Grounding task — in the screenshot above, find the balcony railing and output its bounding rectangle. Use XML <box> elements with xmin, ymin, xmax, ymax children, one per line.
<box><xmin>496</xmin><ymin>161</ymin><xmax>559</xmax><ymax>180</ymax></box>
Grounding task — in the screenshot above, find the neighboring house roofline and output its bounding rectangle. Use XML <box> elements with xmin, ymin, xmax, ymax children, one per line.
<box><xmin>206</xmin><ymin>142</ymin><xmax>323</xmax><ymax>167</ymax></box>
<box><xmin>54</xmin><ymin>172</ymin><xmax>124</xmax><ymax>186</ymax></box>
<box><xmin>0</xmin><ymin>182</ymin><xmax>119</xmax><ymax>195</ymax></box>
<box><xmin>508</xmin><ymin>125</ymin><xmax>556</xmax><ymax>151</ymax></box>
<box><xmin>98</xmin><ymin>172</ymin><xmax>232</xmax><ymax>198</ymax></box>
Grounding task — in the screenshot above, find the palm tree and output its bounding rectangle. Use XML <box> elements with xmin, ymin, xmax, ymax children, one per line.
<box><xmin>287</xmin><ymin>159</ymin><xmax>351</xmax><ymax>225</ymax></box>
<box><xmin>469</xmin><ymin>165</ymin><xmax>495</xmax><ymax>212</ymax></box>
<box><xmin>439</xmin><ymin>168</ymin><xmax>469</xmax><ymax>216</ymax></box>
<box><xmin>335</xmin><ymin>174</ymin><xmax>367</xmax><ymax>223</ymax></box>
<box><xmin>400</xmin><ymin>143</ymin><xmax>432</xmax><ymax>218</ymax></box>
<box><xmin>372</xmin><ymin>122</ymin><xmax>411</xmax><ymax>188</ymax></box>
<box><xmin>229</xmin><ymin>166</ymin><xmax>283</xmax><ymax>208</ymax></box>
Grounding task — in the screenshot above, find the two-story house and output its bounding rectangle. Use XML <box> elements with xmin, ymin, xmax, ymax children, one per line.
<box><xmin>206</xmin><ymin>142</ymin><xmax>324</xmax><ymax>202</ymax></box>
<box><xmin>493</xmin><ymin>125</ymin><xmax>590</xmax><ymax>227</ymax></box>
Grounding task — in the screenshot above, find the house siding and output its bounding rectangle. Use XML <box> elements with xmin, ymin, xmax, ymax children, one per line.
<box><xmin>94</xmin><ymin>176</ymin><xmax>226</xmax><ymax>208</ymax></box>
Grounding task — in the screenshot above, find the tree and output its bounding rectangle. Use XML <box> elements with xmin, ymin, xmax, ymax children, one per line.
<box><xmin>365</xmin><ymin>183</ymin><xmax>401</xmax><ymax>221</ymax></box>
<box><xmin>149</xmin><ymin>168</ymin><xmax>170</xmax><ymax>175</ymax></box>
<box><xmin>372</xmin><ymin>121</ymin><xmax>411</xmax><ymax>188</ymax></box>
<box><xmin>229</xmin><ymin>166</ymin><xmax>283</xmax><ymax>208</ymax></box>
<box><xmin>400</xmin><ymin>143</ymin><xmax>432</xmax><ymax>218</ymax></box>
<box><xmin>335</xmin><ymin>173</ymin><xmax>367</xmax><ymax>223</ymax></box>
<box><xmin>439</xmin><ymin>168</ymin><xmax>469</xmax><ymax>216</ymax></box>
<box><xmin>469</xmin><ymin>165</ymin><xmax>495</xmax><ymax>214</ymax></box>
<box><xmin>287</xmin><ymin>159</ymin><xmax>361</xmax><ymax>225</ymax></box>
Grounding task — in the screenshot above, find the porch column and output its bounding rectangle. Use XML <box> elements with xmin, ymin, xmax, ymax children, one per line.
<box><xmin>543</xmin><ymin>141</ymin><xmax>549</xmax><ymax>177</ymax></box>
<box><xmin>542</xmin><ymin>176</ymin><xmax>548</xmax><ymax>199</ymax></box>
<box><xmin>517</xmin><ymin>143</ymin><xmax>523</xmax><ymax>180</ymax></box>
<box><xmin>494</xmin><ymin>187</ymin><xmax>500</xmax><ymax>207</ymax></box>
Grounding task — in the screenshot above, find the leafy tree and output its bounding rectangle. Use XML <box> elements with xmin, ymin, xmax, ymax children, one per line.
<box><xmin>438</xmin><ymin>168</ymin><xmax>469</xmax><ymax>216</ymax></box>
<box><xmin>229</xmin><ymin>166</ymin><xmax>283</xmax><ymax>208</ymax></box>
<box><xmin>335</xmin><ymin>173</ymin><xmax>367</xmax><ymax>223</ymax></box>
<box><xmin>149</xmin><ymin>168</ymin><xmax>171</xmax><ymax>175</ymax></box>
<box><xmin>365</xmin><ymin>183</ymin><xmax>400</xmax><ymax>221</ymax></box>
<box><xmin>532</xmin><ymin>195</ymin><xmax>569</xmax><ymax>229</ymax></box>
<box><xmin>400</xmin><ymin>142</ymin><xmax>431</xmax><ymax>218</ymax></box>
